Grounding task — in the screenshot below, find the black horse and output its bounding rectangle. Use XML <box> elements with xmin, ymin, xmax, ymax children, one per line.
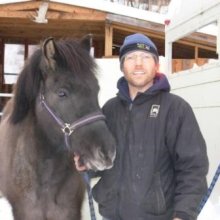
<box><xmin>0</xmin><ymin>35</ymin><xmax>116</xmax><ymax>220</ymax></box>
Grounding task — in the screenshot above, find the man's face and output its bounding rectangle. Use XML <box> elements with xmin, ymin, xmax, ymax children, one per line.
<box><xmin>122</xmin><ymin>51</ymin><xmax>159</xmax><ymax>92</ymax></box>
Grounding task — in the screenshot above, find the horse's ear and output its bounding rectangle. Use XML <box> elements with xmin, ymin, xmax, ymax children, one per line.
<box><xmin>42</xmin><ymin>37</ymin><xmax>57</xmax><ymax>70</ymax></box>
<box><xmin>80</xmin><ymin>34</ymin><xmax>92</xmax><ymax>53</ymax></box>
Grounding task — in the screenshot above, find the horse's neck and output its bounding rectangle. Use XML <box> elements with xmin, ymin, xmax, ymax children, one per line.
<box><xmin>0</xmin><ymin>98</ymin><xmax>15</xmax><ymax>123</ymax></box>
<box><xmin>37</xmin><ymin>154</ymin><xmax>71</xmax><ymax>185</ymax></box>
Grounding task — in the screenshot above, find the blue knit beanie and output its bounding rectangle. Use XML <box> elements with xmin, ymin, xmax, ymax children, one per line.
<box><xmin>119</xmin><ymin>33</ymin><xmax>159</xmax><ymax>68</ymax></box>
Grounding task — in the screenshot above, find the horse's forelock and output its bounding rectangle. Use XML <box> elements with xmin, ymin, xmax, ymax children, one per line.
<box><xmin>10</xmin><ymin>50</ymin><xmax>43</xmax><ymax>124</ymax></box>
<box><xmin>55</xmin><ymin>40</ymin><xmax>97</xmax><ymax>80</ymax></box>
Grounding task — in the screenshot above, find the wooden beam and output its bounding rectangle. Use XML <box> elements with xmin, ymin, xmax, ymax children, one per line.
<box><xmin>0</xmin><ymin>10</ymin><xmax>106</xmax><ymax>21</ymax></box>
<box><xmin>176</xmin><ymin>39</ymin><xmax>216</xmax><ymax>52</ymax></box>
<box><xmin>0</xmin><ymin>24</ymin><xmax>104</xmax><ymax>39</ymax></box>
<box><xmin>0</xmin><ymin>22</ymin><xmax>104</xmax><ymax>32</ymax></box>
<box><xmin>186</xmin><ymin>32</ymin><xmax>216</xmax><ymax>47</ymax></box>
<box><xmin>0</xmin><ymin>31</ymin><xmax>104</xmax><ymax>40</ymax></box>
<box><xmin>104</xmin><ymin>23</ymin><xmax>113</xmax><ymax>57</ymax></box>
<box><xmin>106</xmin><ymin>13</ymin><xmax>164</xmax><ymax>33</ymax></box>
<box><xmin>48</xmin><ymin>3</ymin><xmax>106</xmax><ymax>14</ymax></box>
<box><xmin>113</xmin><ymin>24</ymin><xmax>165</xmax><ymax>40</ymax></box>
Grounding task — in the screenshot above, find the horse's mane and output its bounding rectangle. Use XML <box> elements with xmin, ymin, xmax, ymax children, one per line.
<box><xmin>10</xmin><ymin>39</ymin><xmax>97</xmax><ymax>124</ymax></box>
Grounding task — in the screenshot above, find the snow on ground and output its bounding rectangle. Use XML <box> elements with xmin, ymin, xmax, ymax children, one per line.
<box><xmin>0</xmin><ymin>197</ymin><xmax>13</xmax><ymax>220</ymax></box>
<box><xmin>1</xmin><ymin>196</ymin><xmax>220</xmax><ymax>220</ymax></box>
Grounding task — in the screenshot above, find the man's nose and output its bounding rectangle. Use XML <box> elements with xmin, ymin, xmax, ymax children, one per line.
<box><xmin>135</xmin><ymin>56</ymin><xmax>143</xmax><ymax>65</ymax></box>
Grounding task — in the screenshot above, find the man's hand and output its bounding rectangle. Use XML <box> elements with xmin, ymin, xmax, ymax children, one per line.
<box><xmin>73</xmin><ymin>154</ymin><xmax>87</xmax><ymax>171</ymax></box>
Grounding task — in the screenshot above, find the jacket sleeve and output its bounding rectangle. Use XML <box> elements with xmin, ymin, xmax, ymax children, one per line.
<box><xmin>166</xmin><ymin>99</ymin><xmax>209</xmax><ymax>220</ymax></box>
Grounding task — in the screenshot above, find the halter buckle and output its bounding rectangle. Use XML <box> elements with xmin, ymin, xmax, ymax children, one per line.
<box><xmin>62</xmin><ymin>123</ymin><xmax>74</xmax><ymax>136</ymax></box>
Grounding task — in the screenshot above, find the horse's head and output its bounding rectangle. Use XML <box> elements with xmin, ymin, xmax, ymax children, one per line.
<box><xmin>10</xmin><ymin>35</ymin><xmax>116</xmax><ymax>171</ymax></box>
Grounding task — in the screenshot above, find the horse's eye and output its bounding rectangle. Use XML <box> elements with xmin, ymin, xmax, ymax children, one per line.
<box><xmin>57</xmin><ymin>89</ymin><xmax>68</xmax><ymax>98</ymax></box>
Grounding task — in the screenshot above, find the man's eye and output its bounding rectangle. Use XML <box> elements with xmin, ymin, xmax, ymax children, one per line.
<box><xmin>126</xmin><ymin>56</ymin><xmax>135</xmax><ymax>60</ymax></box>
<box><xmin>142</xmin><ymin>55</ymin><xmax>150</xmax><ymax>59</ymax></box>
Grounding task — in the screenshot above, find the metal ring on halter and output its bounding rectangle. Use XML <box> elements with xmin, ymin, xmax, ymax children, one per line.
<box><xmin>62</xmin><ymin>123</ymin><xmax>74</xmax><ymax>136</ymax></box>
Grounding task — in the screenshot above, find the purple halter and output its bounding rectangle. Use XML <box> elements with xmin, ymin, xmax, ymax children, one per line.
<box><xmin>40</xmin><ymin>93</ymin><xmax>105</xmax><ymax>150</ymax></box>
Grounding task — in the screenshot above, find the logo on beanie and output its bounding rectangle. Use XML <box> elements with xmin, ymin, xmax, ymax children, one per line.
<box><xmin>137</xmin><ymin>43</ymin><xmax>150</xmax><ymax>51</ymax></box>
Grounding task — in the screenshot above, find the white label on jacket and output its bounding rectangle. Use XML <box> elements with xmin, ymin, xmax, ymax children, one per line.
<box><xmin>150</xmin><ymin>105</ymin><xmax>160</xmax><ymax>118</ymax></box>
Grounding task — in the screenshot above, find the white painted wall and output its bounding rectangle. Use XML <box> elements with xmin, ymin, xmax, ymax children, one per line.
<box><xmin>165</xmin><ymin>1</ymin><xmax>220</xmax><ymax>218</ymax></box>
<box><xmin>167</xmin><ymin>0</ymin><xmax>219</xmax><ymax>28</ymax></box>
<box><xmin>96</xmin><ymin>58</ymin><xmax>122</xmax><ymax>107</ymax></box>
<box><xmin>169</xmin><ymin>62</ymin><xmax>220</xmax><ymax>219</ymax></box>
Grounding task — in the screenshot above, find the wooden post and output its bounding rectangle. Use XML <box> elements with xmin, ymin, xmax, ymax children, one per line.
<box><xmin>0</xmin><ymin>38</ymin><xmax>4</xmax><ymax>89</ymax></box>
<box><xmin>104</xmin><ymin>23</ymin><xmax>113</xmax><ymax>57</ymax></box>
<box><xmin>195</xmin><ymin>46</ymin><xmax>199</xmax><ymax>65</ymax></box>
<box><xmin>24</xmin><ymin>39</ymin><xmax>28</xmax><ymax>60</ymax></box>
<box><xmin>217</xmin><ymin>18</ymin><xmax>220</xmax><ymax>61</ymax></box>
<box><xmin>165</xmin><ymin>22</ymin><xmax>173</xmax><ymax>75</ymax></box>
<box><xmin>148</xmin><ymin>0</ymin><xmax>153</xmax><ymax>11</ymax></box>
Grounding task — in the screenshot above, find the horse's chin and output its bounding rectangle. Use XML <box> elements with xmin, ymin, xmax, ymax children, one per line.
<box><xmin>85</xmin><ymin>161</ymin><xmax>114</xmax><ymax>172</ymax></box>
<box><xmin>76</xmin><ymin>148</ymin><xmax>116</xmax><ymax>171</ymax></box>
<box><xmin>77</xmin><ymin>155</ymin><xmax>114</xmax><ymax>171</ymax></box>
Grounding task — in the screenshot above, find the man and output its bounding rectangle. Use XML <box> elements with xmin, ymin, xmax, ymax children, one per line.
<box><xmin>75</xmin><ymin>33</ymin><xmax>209</xmax><ymax>220</ymax></box>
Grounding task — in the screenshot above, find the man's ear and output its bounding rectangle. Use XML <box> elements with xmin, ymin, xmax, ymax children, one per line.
<box><xmin>154</xmin><ymin>61</ymin><xmax>160</xmax><ymax>73</ymax></box>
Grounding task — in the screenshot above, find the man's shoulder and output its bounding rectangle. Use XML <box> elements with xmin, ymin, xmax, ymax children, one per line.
<box><xmin>103</xmin><ymin>96</ymin><xmax>120</xmax><ymax>109</ymax></box>
<box><xmin>102</xmin><ymin>96</ymin><xmax>122</xmax><ymax>118</ymax></box>
<box><xmin>162</xmin><ymin>92</ymin><xmax>189</xmax><ymax>105</ymax></box>
<box><xmin>161</xmin><ymin>92</ymin><xmax>194</xmax><ymax>116</ymax></box>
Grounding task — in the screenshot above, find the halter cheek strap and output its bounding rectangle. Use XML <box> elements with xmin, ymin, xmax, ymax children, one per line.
<box><xmin>40</xmin><ymin>93</ymin><xmax>99</xmax><ymax>220</ymax></box>
<box><xmin>40</xmin><ymin>93</ymin><xmax>105</xmax><ymax>150</ymax></box>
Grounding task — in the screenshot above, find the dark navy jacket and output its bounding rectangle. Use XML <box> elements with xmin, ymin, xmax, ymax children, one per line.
<box><xmin>93</xmin><ymin>73</ymin><xmax>208</xmax><ymax>220</ymax></box>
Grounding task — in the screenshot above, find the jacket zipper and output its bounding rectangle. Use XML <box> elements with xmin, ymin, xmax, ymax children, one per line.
<box><xmin>115</xmin><ymin>102</ymin><xmax>133</xmax><ymax>220</ymax></box>
<box><xmin>129</xmin><ymin>103</ymin><xmax>133</xmax><ymax>111</ymax></box>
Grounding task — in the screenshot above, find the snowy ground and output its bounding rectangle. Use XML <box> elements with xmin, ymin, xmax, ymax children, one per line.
<box><xmin>1</xmin><ymin>196</ymin><xmax>220</xmax><ymax>220</ymax></box>
<box><xmin>0</xmin><ymin>178</ymin><xmax>103</xmax><ymax>220</ymax></box>
<box><xmin>0</xmin><ymin>195</ymin><xmax>102</xmax><ymax>220</ymax></box>
<box><xmin>0</xmin><ymin>198</ymin><xmax>13</xmax><ymax>220</ymax></box>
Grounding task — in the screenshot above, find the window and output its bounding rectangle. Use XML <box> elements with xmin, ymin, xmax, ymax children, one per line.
<box><xmin>4</xmin><ymin>44</ymin><xmax>25</xmax><ymax>84</ymax></box>
<box><xmin>28</xmin><ymin>44</ymin><xmax>38</xmax><ymax>58</ymax></box>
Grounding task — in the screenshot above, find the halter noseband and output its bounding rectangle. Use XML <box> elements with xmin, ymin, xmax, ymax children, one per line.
<box><xmin>40</xmin><ymin>93</ymin><xmax>105</xmax><ymax>150</ymax></box>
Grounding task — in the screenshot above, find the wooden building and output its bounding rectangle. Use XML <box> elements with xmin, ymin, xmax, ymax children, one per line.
<box><xmin>0</xmin><ymin>0</ymin><xmax>217</xmax><ymax>102</ymax></box>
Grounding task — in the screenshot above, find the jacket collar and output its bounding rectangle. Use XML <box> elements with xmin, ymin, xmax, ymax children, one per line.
<box><xmin>117</xmin><ymin>73</ymin><xmax>170</xmax><ymax>103</ymax></box>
